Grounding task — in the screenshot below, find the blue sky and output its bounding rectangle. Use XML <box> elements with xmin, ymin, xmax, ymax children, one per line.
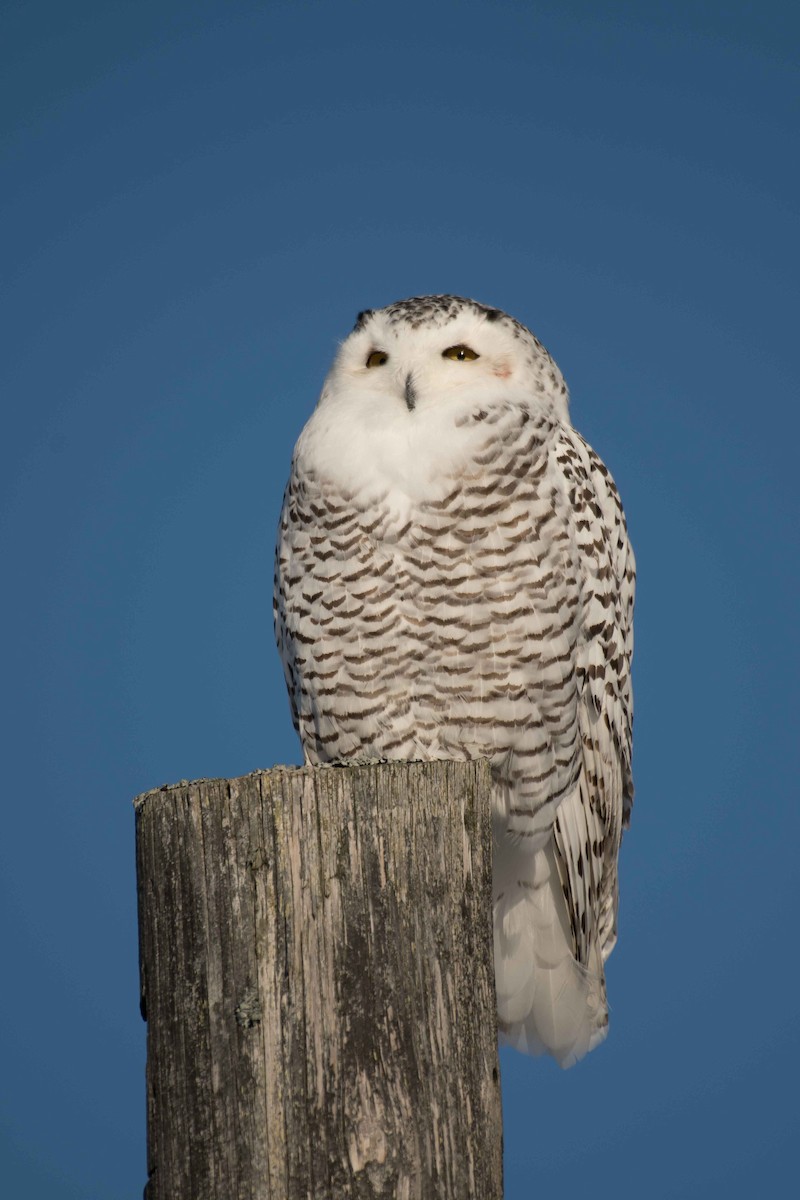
<box><xmin>1</xmin><ymin>2</ymin><xmax>797</xmax><ymax>1196</ymax></box>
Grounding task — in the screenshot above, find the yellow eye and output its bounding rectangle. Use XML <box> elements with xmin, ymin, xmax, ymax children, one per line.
<box><xmin>366</xmin><ymin>350</ymin><xmax>389</xmax><ymax>368</ymax></box>
<box><xmin>442</xmin><ymin>344</ymin><xmax>479</xmax><ymax>362</ymax></box>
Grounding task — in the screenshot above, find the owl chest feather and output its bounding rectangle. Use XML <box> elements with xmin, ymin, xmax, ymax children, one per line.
<box><xmin>278</xmin><ymin>401</ymin><xmax>583</xmax><ymax>780</ymax></box>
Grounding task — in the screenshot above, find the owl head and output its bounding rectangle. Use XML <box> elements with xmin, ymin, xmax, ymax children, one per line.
<box><xmin>297</xmin><ymin>296</ymin><xmax>570</xmax><ymax>498</ymax></box>
<box><xmin>318</xmin><ymin>295</ymin><xmax>569</xmax><ymax>425</ymax></box>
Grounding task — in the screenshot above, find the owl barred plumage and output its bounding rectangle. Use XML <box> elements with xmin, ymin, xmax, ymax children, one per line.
<box><xmin>274</xmin><ymin>295</ymin><xmax>635</xmax><ymax>1067</ymax></box>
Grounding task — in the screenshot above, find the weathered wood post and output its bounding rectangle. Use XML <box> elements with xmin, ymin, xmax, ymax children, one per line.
<box><xmin>135</xmin><ymin>760</ymin><xmax>502</xmax><ymax>1199</ymax></box>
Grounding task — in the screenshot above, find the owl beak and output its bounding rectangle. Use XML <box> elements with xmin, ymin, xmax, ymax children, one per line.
<box><xmin>404</xmin><ymin>373</ymin><xmax>417</xmax><ymax>412</ymax></box>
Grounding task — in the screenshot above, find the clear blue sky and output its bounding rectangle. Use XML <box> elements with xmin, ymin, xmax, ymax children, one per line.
<box><xmin>2</xmin><ymin>2</ymin><xmax>797</xmax><ymax>1196</ymax></box>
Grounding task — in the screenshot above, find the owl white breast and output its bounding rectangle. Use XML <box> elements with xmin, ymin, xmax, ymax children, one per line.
<box><xmin>274</xmin><ymin>295</ymin><xmax>635</xmax><ymax>1068</ymax></box>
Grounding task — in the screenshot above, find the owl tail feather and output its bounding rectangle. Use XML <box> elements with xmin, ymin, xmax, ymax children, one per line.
<box><xmin>493</xmin><ymin>838</ymin><xmax>608</xmax><ymax>1068</ymax></box>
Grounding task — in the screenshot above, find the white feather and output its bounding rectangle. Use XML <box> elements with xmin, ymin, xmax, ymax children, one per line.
<box><xmin>494</xmin><ymin>824</ymin><xmax>608</xmax><ymax>1069</ymax></box>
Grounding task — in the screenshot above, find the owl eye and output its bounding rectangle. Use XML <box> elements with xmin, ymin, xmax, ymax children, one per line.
<box><xmin>442</xmin><ymin>344</ymin><xmax>479</xmax><ymax>362</ymax></box>
<box><xmin>366</xmin><ymin>350</ymin><xmax>389</xmax><ymax>368</ymax></box>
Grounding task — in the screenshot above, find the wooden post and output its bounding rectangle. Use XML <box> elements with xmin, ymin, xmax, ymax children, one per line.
<box><xmin>135</xmin><ymin>760</ymin><xmax>502</xmax><ymax>1200</ymax></box>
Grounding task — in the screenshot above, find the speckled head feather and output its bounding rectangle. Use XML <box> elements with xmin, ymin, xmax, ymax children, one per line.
<box><xmin>357</xmin><ymin>293</ymin><xmax>543</xmax><ymax>344</ymax></box>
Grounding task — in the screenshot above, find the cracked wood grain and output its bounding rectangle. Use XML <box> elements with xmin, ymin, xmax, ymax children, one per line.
<box><xmin>135</xmin><ymin>760</ymin><xmax>502</xmax><ymax>1200</ymax></box>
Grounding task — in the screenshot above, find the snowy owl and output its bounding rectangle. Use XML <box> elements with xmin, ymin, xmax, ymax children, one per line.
<box><xmin>274</xmin><ymin>295</ymin><xmax>635</xmax><ymax>1067</ymax></box>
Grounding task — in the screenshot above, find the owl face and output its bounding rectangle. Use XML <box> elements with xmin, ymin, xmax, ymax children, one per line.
<box><xmin>296</xmin><ymin>296</ymin><xmax>569</xmax><ymax>501</ymax></box>
<box><xmin>320</xmin><ymin>296</ymin><xmax>568</xmax><ymax>426</ymax></box>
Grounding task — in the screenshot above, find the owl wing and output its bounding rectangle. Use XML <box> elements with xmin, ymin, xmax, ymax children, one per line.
<box><xmin>552</xmin><ymin>427</ymin><xmax>635</xmax><ymax>967</ymax></box>
<box><xmin>273</xmin><ymin>472</ymin><xmax>303</xmax><ymax>737</ymax></box>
